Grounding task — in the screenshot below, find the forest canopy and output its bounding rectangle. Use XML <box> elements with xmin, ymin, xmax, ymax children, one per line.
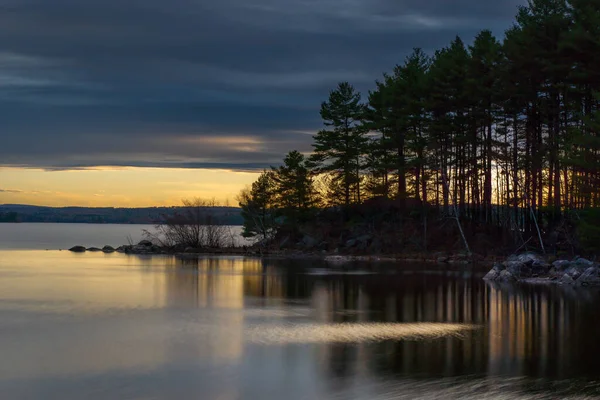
<box><xmin>239</xmin><ymin>0</ymin><xmax>600</xmax><ymax>255</ymax></box>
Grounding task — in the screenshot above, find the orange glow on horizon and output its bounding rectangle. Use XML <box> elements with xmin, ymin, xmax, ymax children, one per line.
<box><xmin>0</xmin><ymin>166</ymin><xmax>259</xmax><ymax>207</ymax></box>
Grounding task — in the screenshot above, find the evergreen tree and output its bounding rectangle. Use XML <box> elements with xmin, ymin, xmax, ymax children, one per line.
<box><xmin>238</xmin><ymin>171</ymin><xmax>278</xmax><ymax>241</ymax></box>
<box><xmin>310</xmin><ymin>82</ymin><xmax>368</xmax><ymax>206</ymax></box>
<box><xmin>271</xmin><ymin>150</ymin><xmax>316</xmax><ymax>224</ymax></box>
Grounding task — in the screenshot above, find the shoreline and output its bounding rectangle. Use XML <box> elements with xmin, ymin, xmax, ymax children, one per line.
<box><xmin>67</xmin><ymin>241</ymin><xmax>504</xmax><ymax>265</ymax></box>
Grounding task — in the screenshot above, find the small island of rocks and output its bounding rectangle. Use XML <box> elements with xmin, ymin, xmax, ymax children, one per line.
<box><xmin>483</xmin><ymin>252</ymin><xmax>600</xmax><ymax>287</ymax></box>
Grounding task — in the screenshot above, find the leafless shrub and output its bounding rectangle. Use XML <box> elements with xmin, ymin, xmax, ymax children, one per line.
<box><xmin>144</xmin><ymin>198</ymin><xmax>229</xmax><ymax>249</ymax></box>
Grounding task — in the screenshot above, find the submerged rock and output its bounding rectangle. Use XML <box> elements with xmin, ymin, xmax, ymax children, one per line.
<box><xmin>102</xmin><ymin>245</ymin><xmax>115</xmax><ymax>253</ymax></box>
<box><xmin>69</xmin><ymin>246</ymin><xmax>86</xmax><ymax>252</ymax></box>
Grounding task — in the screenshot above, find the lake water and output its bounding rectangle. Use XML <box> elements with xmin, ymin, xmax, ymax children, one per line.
<box><xmin>1</xmin><ymin>225</ymin><xmax>600</xmax><ymax>399</ymax></box>
<box><xmin>0</xmin><ymin>223</ymin><xmax>250</xmax><ymax>250</ymax></box>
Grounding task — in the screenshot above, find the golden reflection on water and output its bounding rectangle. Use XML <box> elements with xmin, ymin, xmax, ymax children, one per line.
<box><xmin>2</xmin><ymin>250</ymin><xmax>600</xmax><ymax>387</ymax></box>
<box><xmin>247</xmin><ymin>323</ymin><xmax>478</xmax><ymax>345</ymax></box>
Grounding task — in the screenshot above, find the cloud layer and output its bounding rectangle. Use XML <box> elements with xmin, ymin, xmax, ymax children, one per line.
<box><xmin>0</xmin><ymin>0</ymin><xmax>524</xmax><ymax>170</ymax></box>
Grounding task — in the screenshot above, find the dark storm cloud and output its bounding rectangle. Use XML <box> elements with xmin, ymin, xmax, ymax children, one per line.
<box><xmin>0</xmin><ymin>0</ymin><xmax>525</xmax><ymax>170</ymax></box>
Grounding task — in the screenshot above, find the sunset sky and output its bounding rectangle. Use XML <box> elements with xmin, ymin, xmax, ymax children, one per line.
<box><xmin>0</xmin><ymin>0</ymin><xmax>524</xmax><ymax>207</ymax></box>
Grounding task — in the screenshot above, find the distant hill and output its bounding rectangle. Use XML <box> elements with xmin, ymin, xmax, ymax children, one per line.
<box><xmin>0</xmin><ymin>204</ymin><xmax>243</xmax><ymax>225</ymax></box>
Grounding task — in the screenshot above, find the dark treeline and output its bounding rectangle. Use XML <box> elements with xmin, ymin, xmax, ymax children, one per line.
<box><xmin>240</xmin><ymin>0</ymin><xmax>600</xmax><ymax>255</ymax></box>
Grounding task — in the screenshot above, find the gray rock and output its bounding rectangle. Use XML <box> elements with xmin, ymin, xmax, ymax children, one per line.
<box><xmin>507</xmin><ymin>252</ymin><xmax>544</xmax><ymax>266</ymax></box>
<box><xmin>492</xmin><ymin>262</ymin><xmax>505</xmax><ymax>272</ymax></box>
<box><xmin>498</xmin><ymin>270</ymin><xmax>517</xmax><ymax>282</ymax></box>
<box><xmin>573</xmin><ymin>257</ymin><xmax>595</xmax><ymax>269</ymax></box>
<box><xmin>138</xmin><ymin>240</ymin><xmax>153</xmax><ymax>247</ymax></box>
<box><xmin>549</xmin><ymin>267</ymin><xmax>562</xmax><ymax>280</ymax></box>
<box><xmin>563</xmin><ymin>266</ymin><xmax>584</xmax><ymax>281</ymax></box>
<box><xmin>69</xmin><ymin>246</ymin><xmax>86</xmax><ymax>252</ymax></box>
<box><xmin>531</xmin><ymin>260</ymin><xmax>551</xmax><ymax>276</ymax></box>
<box><xmin>552</xmin><ymin>260</ymin><xmax>572</xmax><ymax>271</ymax></box>
<box><xmin>102</xmin><ymin>245</ymin><xmax>115</xmax><ymax>253</ymax></box>
<box><xmin>86</xmin><ymin>247</ymin><xmax>102</xmax><ymax>252</ymax></box>
<box><xmin>504</xmin><ymin>261</ymin><xmax>532</xmax><ymax>278</ymax></box>
<box><xmin>483</xmin><ymin>269</ymin><xmax>500</xmax><ymax>281</ymax></box>
<box><xmin>560</xmin><ymin>273</ymin><xmax>575</xmax><ymax>285</ymax></box>
<box><xmin>576</xmin><ymin>267</ymin><xmax>600</xmax><ymax>287</ymax></box>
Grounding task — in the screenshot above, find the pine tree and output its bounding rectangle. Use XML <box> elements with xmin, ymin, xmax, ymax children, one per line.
<box><xmin>310</xmin><ymin>82</ymin><xmax>368</xmax><ymax>206</ymax></box>
<box><xmin>271</xmin><ymin>150</ymin><xmax>316</xmax><ymax>224</ymax></box>
<box><xmin>238</xmin><ymin>171</ymin><xmax>278</xmax><ymax>241</ymax></box>
<box><xmin>468</xmin><ymin>30</ymin><xmax>504</xmax><ymax>222</ymax></box>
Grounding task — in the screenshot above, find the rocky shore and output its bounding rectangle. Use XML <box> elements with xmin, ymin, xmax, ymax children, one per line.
<box><xmin>68</xmin><ymin>238</ymin><xmax>509</xmax><ymax>266</ymax></box>
<box><xmin>69</xmin><ymin>241</ymin><xmax>248</xmax><ymax>256</ymax></box>
<box><xmin>483</xmin><ymin>252</ymin><xmax>600</xmax><ymax>287</ymax></box>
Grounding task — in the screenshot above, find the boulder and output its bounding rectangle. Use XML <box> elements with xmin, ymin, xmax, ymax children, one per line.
<box><xmin>504</xmin><ymin>261</ymin><xmax>532</xmax><ymax>278</ymax></box>
<box><xmin>497</xmin><ymin>270</ymin><xmax>517</xmax><ymax>282</ymax></box>
<box><xmin>69</xmin><ymin>246</ymin><xmax>86</xmax><ymax>252</ymax></box>
<box><xmin>507</xmin><ymin>252</ymin><xmax>544</xmax><ymax>266</ymax></box>
<box><xmin>563</xmin><ymin>266</ymin><xmax>584</xmax><ymax>281</ymax></box>
<box><xmin>483</xmin><ymin>268</ymin><xmax>500</xmax><ymax>281</ymax></box>
<box><xmin>573</xmin><ymin>257</ymin><xmax>595</xmax><ymax>269</ymax></box>
<box><xmin>552</xmin><ymin>259</ymin><xmax>572</xmax><ymax>271</ymax></box>
<box><xmin>549</xmin><ymin>267</ymin><xmax>562</xmax><ymax>280</ymax></box>
<box><xmin>102</xmin><ymin>245</ymin><xmax>115</xmax><ymax>253</ymax></box>
<box><xmin>138</xmin><ymin>240</ymin><xmax>153</xmax><ymax>247</ymax></box>
<box><xmin>492</xmin><ymin>262</ymin><xmax>505</xmax><ymax>272</ymax></box>
<box><xmin>560</xmin><ymin>273</ymin><xmax>576</xmax><ymax>285</ymax></box>
<box><xmin>576</xmin><ymin>267</ymin><xmax>600</xmax><ymax>287</ymax></box>
<box><xmin>531</xmin><ymin>260</ymin><xmax>551</xmax><ymax>276</ymax></box>
<box><xmin>86</xmin><ymin>247</ymin><xmax>102</xmax><ymax>252</ymax></box>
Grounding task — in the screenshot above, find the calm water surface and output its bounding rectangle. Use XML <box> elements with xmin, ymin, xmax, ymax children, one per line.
<box><xmin>0</xmin><ymin>223</ymin><xmax>249</xmax><ymax>250</ymax></box>
<box><xmin>1</xmin><ymin>227</ymin><xmax>600</xmax><ymax>399</ymax></box>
